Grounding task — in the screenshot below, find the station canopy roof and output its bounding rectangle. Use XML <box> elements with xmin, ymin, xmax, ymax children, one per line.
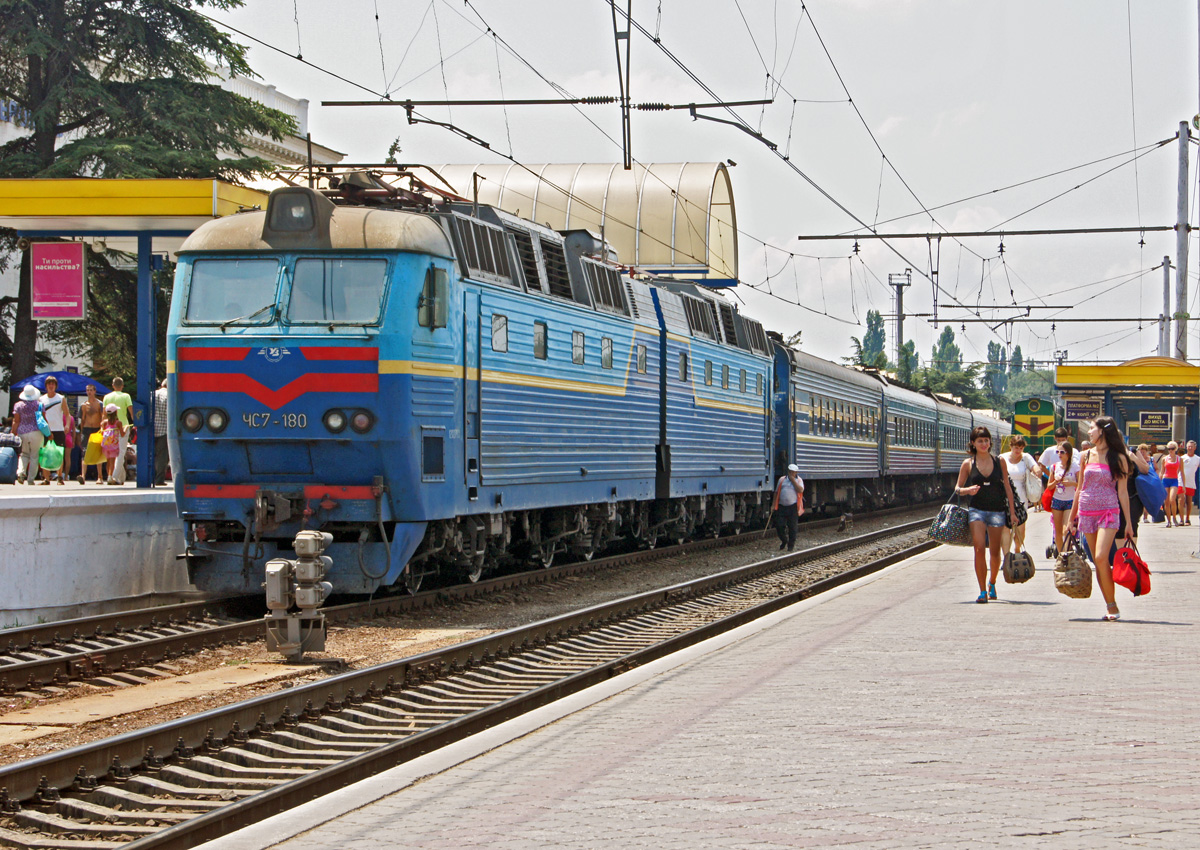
<box><xmin>1055</xmin><ymin>355</ymin><xmax>1200</xmax><ymax>417</ymax></box>
<box><xmin>0</xmin><ymin>178</ymin><xmax>269</xmax><ymax>255</ymax></box>
<box><xmin>425</xmin><ymin>162</ymin><xmax>738</xmax><ymax>284</ymax></box>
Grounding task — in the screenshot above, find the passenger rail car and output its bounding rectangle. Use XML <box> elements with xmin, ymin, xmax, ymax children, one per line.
<box><xmin>169</xmin><ymin>174</ymin><xmax>1009</xmax><ymax>595</ymax></box>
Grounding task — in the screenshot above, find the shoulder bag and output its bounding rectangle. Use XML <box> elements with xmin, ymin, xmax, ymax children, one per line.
<box><xmin>1053</xmin><ymin>535</ymin><xmax>1093</xmax><ymax>599</ymax></box>
<box><xmin>929</xmin><ymin>493</ymin><xmax>972</xmax><ymax>546</ymax></box>
<box><xmin>1025</xmin><ymin>458</ymin><xmax>1044</xmax><ymax>506</ymax></box>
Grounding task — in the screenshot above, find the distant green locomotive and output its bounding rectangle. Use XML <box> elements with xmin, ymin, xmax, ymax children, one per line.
<box><xmin>1011</xmin><ymin>397</ymin><xmax>1061</xmax><ymax>456</ymax></box>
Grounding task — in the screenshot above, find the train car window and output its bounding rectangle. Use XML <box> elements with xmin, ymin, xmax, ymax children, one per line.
<box><xmin>418</xmin><ymin>267</ymin><xmax>449</xmax><ymax>329</ymax></box>
<box><xmin>740</xmin><ymin>369</ymin><xmax>747</xmax><ymax>393</ymax></box>
<box><xmin>601</xmin><ymin>337</ymin><xmax>613</xmax><ymax>369</ymax></box>
<box><xmin>572</xmin><ymin>331</ymin><xmax>585</xmax><ymax>364</ymax></box>
<box><xmin>533</xmin><ymin>322</ymin><xmax>548</xmax><ymax>359</ymax></box>
<box><xmin>637</xmin><ymin>344</ymin><xmax>647</xmax><ymax>373</ymax></box>
<box><xmin>289</xmin><ymin>258</ymin><xmax>387</xmax><ymax>323</ymax></box>
<box><xmin>722</xmin><ymin>364</ymin><xmax>729</xmax><ymax>389</ymax></box>
<box><xmin>679</xmin><ymin>352</ymin><xmax>689</xmax><ymax>381</ymax></box>
<box><xmin>185</xmin><ymin>259</ymin><xmax>279</xmax><ymax>323</ymax></box>
<box><xmin>704</xmin><ymin>360</ymin><xmax>713</xmax><ymax>386</ymax></box>
<box><xmin>757</xmin><ymin>373</ymin><xmax>763</xmax><ymax>396</ymax></box>
<box><xmin>491</xmin><ymin>314</ymin><xmax>509</xmax><ymax>352</ymax></box>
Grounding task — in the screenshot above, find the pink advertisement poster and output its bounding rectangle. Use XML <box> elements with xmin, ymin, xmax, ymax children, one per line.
<box><xmin>31</xmin><ymin>242</ymin><xmax>87</xmax><ymax>320</ymax></box>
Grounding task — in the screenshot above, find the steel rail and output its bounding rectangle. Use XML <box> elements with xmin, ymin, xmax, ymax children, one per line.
<box><xmin>0</xmin><ymin>520</ymin><xmax>933</xmax><ymax>820</ymax></box>
<box><xmin>0</xmin><ymin>505</ymin><xmax>931</xmax><ymax>695</ymax></box>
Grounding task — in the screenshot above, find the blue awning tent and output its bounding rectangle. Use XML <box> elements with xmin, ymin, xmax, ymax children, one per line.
<box><xmin>11</xmin><ymin>371</ymin><xmax>111</xmax><ymax>396</ymax></box>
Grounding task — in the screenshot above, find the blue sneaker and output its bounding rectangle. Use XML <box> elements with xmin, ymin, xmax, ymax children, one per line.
<box><xmin>988</xmin><ymin>582</ymin><xmax>997</xmax><ymax>601</ymax></box>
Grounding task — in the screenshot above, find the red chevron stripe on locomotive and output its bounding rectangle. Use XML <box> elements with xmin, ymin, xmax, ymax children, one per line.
<box><xmin>177</xmin><ymin>346</ymin><xmax>379</xmax><ymax>410</ymax></box>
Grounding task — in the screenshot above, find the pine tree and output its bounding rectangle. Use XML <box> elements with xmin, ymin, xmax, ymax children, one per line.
<box><xmin>0</xmin><ymin>0</ymin><xmax>295</xmax><ymax>388</ymax></box>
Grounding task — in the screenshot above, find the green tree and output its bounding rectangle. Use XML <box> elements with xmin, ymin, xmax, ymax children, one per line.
<box><xmin>847</xmin><ymin>310</ymin><xmax>888</xmax><ymax>370</ymax></box>
<box><xmin>0</xmin><ymin>0</ymin><xmax>295</xmax><ymax>389</ymax></box>
<box><xmin>922</xmin><ymin>362</ymin><xmax>988</xmax><ymax>409</ymax></box>
<box><xmin>896</xmin><ymin>339</ymin><xmax>917</xmax><ymax>385</ymax></box>
<box><xmin>1009</xmin><ymin>345</ymin><xmax>1024</xmax><ymax>374</ymax></box>
<box><xmin>930</xmin><ymin>326</ymin><xmax>963</xmax><ymax>373</ymax></box>
<box><xmin>985</xmin><ymin>341</ymin><xmax>1008</xmax><ymax>400</ymax></box>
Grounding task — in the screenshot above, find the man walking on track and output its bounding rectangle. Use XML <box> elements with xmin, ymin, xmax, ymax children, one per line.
<box><xmin>772</xmin><ymin>464</ymin><xmax>805</xmax><ymax>551</ymax></box>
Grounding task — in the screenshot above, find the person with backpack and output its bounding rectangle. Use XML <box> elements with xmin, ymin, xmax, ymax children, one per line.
<box><xmin>1068</xmin><ymin>417</ymin><xmax>1134</xmax><ymax>621</ymax></box>
<box><xmin>10</xmin><ymin>385</ymin><xmax>44</xmax><ymax>485</ymax></box>
<box><xmin>954</xmin><ymin>426</ymin><xmax>1018</xmax><ymax>603</ymax></box>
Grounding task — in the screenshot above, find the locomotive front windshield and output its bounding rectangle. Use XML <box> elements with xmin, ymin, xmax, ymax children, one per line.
<box><xmin>185</xmin><ymin>259</ymin><xmax>280</xmax><ymax>322</ymax></box>
<box><xmin>288</xmin><ymin>258</ymin><xmax>386</xmax><ymax>323</ymax></box>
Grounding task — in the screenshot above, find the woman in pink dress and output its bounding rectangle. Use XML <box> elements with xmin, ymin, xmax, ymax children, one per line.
<box><xmin>1068</xmin><ymin>416</ymin><xmax>1133</xmax><ymax>621</ymax></box>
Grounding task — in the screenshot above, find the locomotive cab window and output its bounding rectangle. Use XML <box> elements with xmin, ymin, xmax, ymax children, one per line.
<box><xmin>721</xmin><ymin>364</ymin><xmax>729</xmax><ymax>389</ymax></box>
<box><xmin>289</xmin><ymin>258</ymin><xmax>387</xmax><ymax>324</ymax></box>
<box><xmin>679</xmin><ymin>352</ymin><xmax>689</xmax><ymax>382</ymax></box>
<box><xmin>704</xmin><ymin>360</ymin><xmax>713</xmax><ymax>386</ymax></box>
<box><xmin>637</xmin><ymin>344</ymin><xmax>647</xmax><ymax>374</ymax></box>
<box><xmin>185</xmin><ymin>259</ymin><xmax>280</xmax><ymax>323</ymax></box>
<box><xmin>572</xmin><ymin>331</ymin><xmax>585</xmax><ymax>364</ymax></box>
<box><xmin>601</xmin><ymin>337</ymin><xmax>613</xmax><ymax>369</ymax></box>
<box><xmin>418</xmin><ymin>267</ymin><xmax>449</xmax><ymax>329</ymax></box>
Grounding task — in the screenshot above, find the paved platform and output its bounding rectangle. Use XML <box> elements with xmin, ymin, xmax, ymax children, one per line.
<box><xmin>0</xmin><ymin>485</ymin><xmax>190</xmax><ymax>626</ymax></box>
<box><xmin>211</xmin><ymin>513</ymin><xmax>1200</xmax><ymax>850</ymax></box>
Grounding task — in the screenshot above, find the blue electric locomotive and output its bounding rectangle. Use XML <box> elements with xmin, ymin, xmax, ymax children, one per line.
<box><xmin>169</xmin><ymin>176</ymin><xmax>776</xmax><ymax>594</ymax></box>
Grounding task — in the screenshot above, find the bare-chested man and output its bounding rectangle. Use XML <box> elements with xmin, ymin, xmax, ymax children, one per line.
<box><xmin>77</xmin><ymin>383</ymin><xmax>104</xmax><ymax>483</ymax></box>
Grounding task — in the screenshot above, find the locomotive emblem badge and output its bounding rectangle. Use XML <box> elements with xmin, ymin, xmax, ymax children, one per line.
<box><xmin>258</xmin><ymin>346</ymin><xmax>291</xmax><ymax>363</ymax></box>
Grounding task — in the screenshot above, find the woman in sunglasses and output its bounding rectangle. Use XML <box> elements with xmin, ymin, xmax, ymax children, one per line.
<box><xmin>1158</xmin><ymin>441</ymin><xmax>1182</xmax><ymax>527</ymax></box>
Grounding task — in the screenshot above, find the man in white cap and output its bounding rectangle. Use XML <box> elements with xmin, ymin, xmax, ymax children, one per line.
<box><xmin>772</xmin><ymin>463</ymin><xmax>806</xmax><ymax>551</ymax></box>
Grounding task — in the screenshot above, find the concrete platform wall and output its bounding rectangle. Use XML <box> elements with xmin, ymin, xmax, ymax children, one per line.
<box><xmin>0</xmin><ymin>490</ymin><xmax>192</xmax><ymax>627</ymax></box>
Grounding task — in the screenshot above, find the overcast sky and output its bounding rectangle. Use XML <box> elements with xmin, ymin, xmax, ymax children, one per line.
<box><xmin>218</xmin><ymin>0</ymin><xmax>1200</xmax><ymax>371</ymax></box>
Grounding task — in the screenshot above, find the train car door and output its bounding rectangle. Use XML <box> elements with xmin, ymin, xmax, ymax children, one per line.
<box><xmin>463</xmin><ymin>291</ymin><xmax>481</xmax><ymax>499</ymax></box>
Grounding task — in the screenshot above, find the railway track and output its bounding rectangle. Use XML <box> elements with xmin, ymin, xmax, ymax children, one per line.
<box><xmin>0</xmin><ymin>519</ymin><xmax>935</xmax><ymax>849</ymax></box>
<box><xmin>0</xmin><ymin>505</ymin><xmax>934</xmax><ymax>695</ymax></box>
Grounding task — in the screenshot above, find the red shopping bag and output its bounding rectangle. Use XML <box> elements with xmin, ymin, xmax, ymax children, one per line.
<box><xmin>1041</xmin><ymin>485</ymin><xmax>1055</xmax><ymax>511</ymax></box>
<box><xmin>1112</xmin><ymin>542</ymin><xmax>1151</xmax><ymax>597</ymax></box>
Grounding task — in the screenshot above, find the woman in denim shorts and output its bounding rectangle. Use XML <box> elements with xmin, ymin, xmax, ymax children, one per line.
<box><xmin>1046</xmin><ymin>442</ymin><xmax>1080</xmax><ymax>558</ymax></box>
<box><xmin>955</xmin><ymin>426</ymin><xmax>1019</xmax><ymax>603</ymax></box>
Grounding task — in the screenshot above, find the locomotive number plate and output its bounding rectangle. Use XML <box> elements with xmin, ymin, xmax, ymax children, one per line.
<box><xmin>243</xmin><ymin>412</ymin><xmax>308</xmax><ymax>428</ymax></box>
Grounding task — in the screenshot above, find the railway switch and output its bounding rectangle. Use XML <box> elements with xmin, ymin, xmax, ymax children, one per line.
<box><xmin>264</xmin><ymin>530</ymin><xmax>334</xmax><ymax>661</ymax></box>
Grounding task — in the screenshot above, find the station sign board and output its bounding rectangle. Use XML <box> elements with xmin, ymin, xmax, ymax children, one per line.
<box><xmin>30</xmin><ymin>242</ymin><xmax>87</xmax><ymax>320</ymax></box>
<box><xmin>1138</xmin><ymin>411</ymin><xmax>1171</xmax><ymax>431</ymax></box>
<box><xmin>1063</xmin><ymin>398</ymin><xmax>1102</xmax><ymax>421</ymax></box>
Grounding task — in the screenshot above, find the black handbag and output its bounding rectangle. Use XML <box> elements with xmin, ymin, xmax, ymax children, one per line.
<box><xmin>929</xmin><ymin>494</ymin><xmax>971</xmax><ymax>546</ymax></box>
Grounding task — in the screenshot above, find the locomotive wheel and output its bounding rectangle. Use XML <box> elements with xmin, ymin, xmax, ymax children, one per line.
<box><xmin>403</xmin><ymin>567</ymin><xmax>423</xmax><ymax>595</ymax></box>
<box><xmin>536</xmin><ymin>543</ymin><xmax>555</xmax><ymax>568</ymax></box>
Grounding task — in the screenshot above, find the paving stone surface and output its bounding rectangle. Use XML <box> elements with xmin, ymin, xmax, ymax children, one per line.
<box><xmin>263</xmin><ymin>514</ymin><xmax>1200</xmax><ymax>849</ymax></box>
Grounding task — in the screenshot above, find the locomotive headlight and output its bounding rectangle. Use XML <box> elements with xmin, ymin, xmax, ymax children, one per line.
<box><xmin>181</xmin><ymin>409</ymin><xmax>204</xmax><ymax>433</ymax></box>
<box><xmin>323</xmin><ymin>410</ymin><xmax>347</xmax><ymax>433</ymax></box>
<box><xmin>206</xmin><ymin>409</ymin><xmax>229</xmax><ymax>433</ymax></box>
<box><xmin>349</xmin><ymin>409</ymin><xmax>375</xmax><ymax>434</ymax></box>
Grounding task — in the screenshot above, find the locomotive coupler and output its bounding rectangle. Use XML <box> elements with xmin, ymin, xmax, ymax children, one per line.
<box><xmin>263</xmin><ymin>530</ymin><xmax>334</xmax><ymax>662</ymax></box>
